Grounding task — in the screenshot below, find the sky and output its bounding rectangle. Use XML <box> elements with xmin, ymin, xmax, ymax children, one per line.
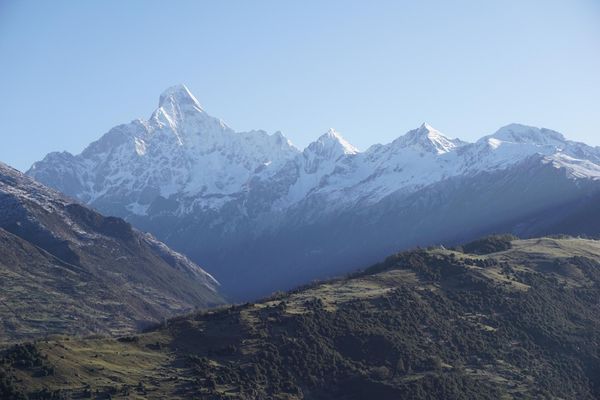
<box><xmin>0</xmin><ymin>0</ymin><xmax>599</xmax><ymax>171</ymax></box>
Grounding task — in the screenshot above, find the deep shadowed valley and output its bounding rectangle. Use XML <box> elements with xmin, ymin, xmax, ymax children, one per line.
<box><xmin>27</xmin><ymin>86</ymin><xmax>600</xmax><ymax>300</ymax></box>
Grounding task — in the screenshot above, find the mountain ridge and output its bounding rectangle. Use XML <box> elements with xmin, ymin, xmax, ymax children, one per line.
<box><xmin>27</xmin><ymin>85</ymin><xmax>600</xmax><ymax>217</ymax></box>
<box><xmin>4</xmin><ymin>235</ymin><xmax>600</xmax><ymax>399</ymax></box>
<box><xmin>0</xmin><ymin>160</ymin><xmax>224</xmax><ymax>341</ymax></box>
<box><xmin>26</xmin><ymin>85</ymin><xmax>600</xmax><ymax>298</ymax></box>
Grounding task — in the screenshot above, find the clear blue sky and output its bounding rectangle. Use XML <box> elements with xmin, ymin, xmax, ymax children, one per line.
<box><xmin>1</xmin><ymin>0</ymin><xmax>599</xmax><ymax>171</ymax></box>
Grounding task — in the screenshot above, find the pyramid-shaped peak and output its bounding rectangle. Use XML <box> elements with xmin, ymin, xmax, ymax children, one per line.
<box><xmin>415</xmin><ymin>122</ymin><xmax>447</xmax><ymax>138</ymax></box>
<box><xmin>395</xmin><ymin>123</ymin><xmax>462</xmax><ymax>155</ymax></box>
<box><xmin>158</xmin><ymin>84</ymin><xmax>203</xmax><ymax>110</ymax></box>
<box><xmin>313</xmin><ymin>128</ymin><xmax>359</xmax><ymax>155</ymax></box>
<box><xmin>151</xmin><ymin>84</ymin><xmax>214</xmax><ymax>129</ymax></box>
<box><xmin>419</xmin><ymin>122</ymin><xmax>436</xmax><ymax>131</ymax></box>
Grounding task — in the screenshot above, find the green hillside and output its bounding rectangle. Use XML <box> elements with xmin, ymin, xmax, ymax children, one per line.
<box><xmin>3</xmin><ymin>236</ymin><xmax>600</xmax><ymax>399</ymax></box>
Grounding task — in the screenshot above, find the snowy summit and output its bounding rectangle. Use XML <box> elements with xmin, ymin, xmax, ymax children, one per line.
<box><xmin>28</xmin><ymin>85</ymin><xmax>600</xmax><ymax>219</ymax></box>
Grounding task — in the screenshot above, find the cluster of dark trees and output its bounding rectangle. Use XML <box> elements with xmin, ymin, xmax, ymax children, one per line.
<box><xmin>166</xmin><ymin>245</ymin><xmax>600</xmax><ymax>399</ymax></box>
<box><xmin>4</xmin><ymin>235</ymin><xmax>600</xmax><ymax>399</ymax></box>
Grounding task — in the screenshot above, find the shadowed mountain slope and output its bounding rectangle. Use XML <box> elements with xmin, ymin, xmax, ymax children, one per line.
<box><xmin>0</xmin><ymin>161</ymin><xmax>224</xmax><ymax>342</ymax></box>
<box><xmin>27</xmin><ymin>86</ymin><xmax>600</xmax><ymax>300</ymax></box>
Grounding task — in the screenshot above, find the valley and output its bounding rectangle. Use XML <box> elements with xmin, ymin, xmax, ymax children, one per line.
<box><xmin>2</xmin><ymin>4</ymin><xmax>598</xmax><ymax>399</ymax></box>
<box><xmin>3</xmin><ymin>236</ymin><xmax>600</xmax><ymax>399</ymax></box>
<box><xmin>27</xmin><ymin>86</ymin><xmax>600</xmax><ymax>299</ymax></box>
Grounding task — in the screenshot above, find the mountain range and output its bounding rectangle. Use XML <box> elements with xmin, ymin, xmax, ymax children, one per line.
<box><xmin>27</xmin><ymin>84</ymin><xmax>600</xmax><ymax>299</ymax></box>
<box><xmin>0</xmin><ymin>161</ymin><xmax>223</xmax><ymax>341</ymax></box>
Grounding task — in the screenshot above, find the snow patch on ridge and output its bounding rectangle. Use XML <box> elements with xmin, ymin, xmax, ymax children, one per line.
<box><xmin>26</xmin><ymin>85</ymin><xmax>600</xmax><ymax>219</ymax></box>
<box><xmin>392</xmin><ymin>123</ymin><xmax>465</xmax><ymax>155</ymax></box>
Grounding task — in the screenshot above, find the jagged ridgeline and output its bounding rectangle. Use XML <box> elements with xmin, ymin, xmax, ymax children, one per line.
<box><xmin>0</xmin><ymin>161</ymin><xmax>224</xmax><ymax>342</ymax></box>
<box><xmin>27</xmin><ymin>85</ymin><xmax>600</xmax><ymax>299</ymax></box>
<box><xmin>3</xmin><ymin>236</ymin><xmax>600</xmax><ymax>399</ymax></box>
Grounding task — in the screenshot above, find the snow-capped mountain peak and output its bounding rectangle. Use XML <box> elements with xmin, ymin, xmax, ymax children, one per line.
<box><xmin>300</xmin><ymin>129</ymin><xmax>358</xmax><ymax>175</ymax></box>
<box><xmin>420</xmin><ymin>122</ymin><xmax>435</xmax><ymax>131</ymax></box>
<box><xmin>487</xmin><ymin>123</ymin><xmax>566</xmax><ymax>146</ymax></box>
<box><xmin>306</xmin><ymin>128</ymin><xmax>359</xmax><ymax>157</ymax></box>
<box><xmin>393</xmin><ymin>123</ymin><xmax>462</xmax><ymax>155</ymax></box>
<box><xmin>23</xmin><ymin>87</ymin><xmax>600</xmax><ymax>300</ymax></box>
<box><xmin>150</xmin><ymin>84</ymin><xmax>229</xmax><ymax>136</ymax></box>
<box><xmin>159</xmin><ymin>84</ymin><xmax>203</xmax><ymax>110</ymax></box>
<box><xmin>26</xmin><ymin>86</ymin><xmax>600</xmax><ymax>227</ymax></box>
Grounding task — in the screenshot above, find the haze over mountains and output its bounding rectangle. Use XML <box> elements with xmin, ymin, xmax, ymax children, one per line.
<box><xmin>28</xmin><ymin>85</ymin><xmax>600</xmax><ymax>299</ymax></box>
<box><xmin>2</xmin><ymin>85</ymin><xmax>600</xmax><ymax>400</ymax></box>
<box><xmin>0</xmin><ymin>161</ymin><xmax>223</xmax><ymax>341</ymax></box>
